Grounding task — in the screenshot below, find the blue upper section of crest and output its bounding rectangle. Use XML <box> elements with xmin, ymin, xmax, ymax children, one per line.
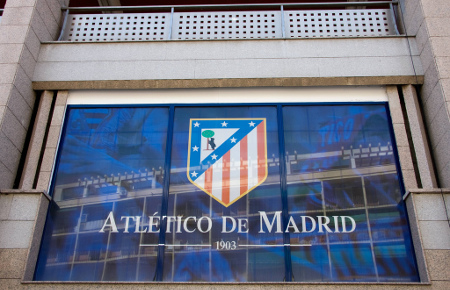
<box><xmin>188</xmin><ymin>119</ymin><xmax>263</xmax><ymax>180</ymax></box>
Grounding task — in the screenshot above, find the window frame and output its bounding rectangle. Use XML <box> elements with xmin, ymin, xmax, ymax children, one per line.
<box><xmin>24</xmin><ymin>87</ymin><xmax>428</xmax><ymax>284</ymax></box>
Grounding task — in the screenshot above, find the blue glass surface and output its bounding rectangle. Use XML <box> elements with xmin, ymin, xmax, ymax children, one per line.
<box><xmin>283</xmin><ymin>105</ymin><xmax>419</xmax><ymax>282</ymax></box>
<box><xmin>34</xmin><ymin>107</ymin><xmax>169</xmax><ymax>281</ymax></box>
<box><xmin>164</xmin><ymin>106</ymin><xmax>284</xmax><ymax>281</ymax></box>
<box><xmin>34</xmin><ymin>103</ymin><xmax>419</xmax><ymax>282</ymax></box>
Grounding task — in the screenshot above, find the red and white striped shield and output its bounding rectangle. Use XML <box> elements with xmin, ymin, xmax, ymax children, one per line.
<box><xmin>187</xmin><ymin>118</ymin><xmax>268</xmax><ymax>207</ymax></box>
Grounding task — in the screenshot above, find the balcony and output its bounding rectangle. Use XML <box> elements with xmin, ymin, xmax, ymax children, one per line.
<box><xmin>34</xmin><ymin>1</ymin><xmax>420</xmax><ymax>90</ymax></box>
<box><xmin>58</xmin><ymin>1</ymin><xmax>400</xmax><ymax>42</ymax></box>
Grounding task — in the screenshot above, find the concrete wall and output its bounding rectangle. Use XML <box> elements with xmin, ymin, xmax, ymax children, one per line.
<box><xmin>407</xmin><ymin>190</ymin><xmax>450</xmax><ymax>284</ymax></box>
<box><xmin>0</xmin><ymin>0</ymin><xmax>68</xmax><ymax>189</ymax></box>
<box><xmin>401</xmin><ymin>0</ymin><xmax>450</xmax><ymax>187</ymax></box>
<box><xmin>32</xmin><ymin>36</ymin><xmax>423</xmax><ymax>90</ymax></box>
<box><xmin>0</xmin><ymin>190</ymin><xmax>49</xmax><ymax>288</ymax></box>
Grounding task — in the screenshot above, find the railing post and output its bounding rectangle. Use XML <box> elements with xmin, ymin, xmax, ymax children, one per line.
<box><xmin>281</xmin><ymin>5</ymin><xmax>286</xmax><ymax>38</ymax></box>
<box><xmin>390</xmin><ymin>3</ymin><xmax>400</xmax><ymax>35</ymax></box>
<box><xmin>168</xmin><ymin>7</ymin><xmax>174</xmax><ymax>40</ymax></box>
<box><xmin>58</xmin><ymin>9</ymin><xmax>70</xmax><ymax>41</ymax></box>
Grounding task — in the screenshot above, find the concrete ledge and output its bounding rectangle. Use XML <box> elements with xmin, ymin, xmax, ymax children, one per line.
<box><xmin>32</xmin><ymin>37</ymin><xmax>424</xmax><ymax>89</ymax></box>
<box><xmin>21</xmin><ymin>281</ymin><xmax>432</xmax><ymax>288</ymax></box>
<box><xmin>0</xmin><ymin>189</ymin><xmax>47</xmax><ymax>194</ymax></box>
<box><xmin>406</xmin><ymin>188</ymin><xmax>450</xmax><ymax>195</ymax></box>
<box><xmin>32</xmin><ymin>76</ymin><xmax>424</xmax><ymax>91</ymax></box>
<box><xmin>0</xmin><ymin>189</ymin><xmax>51</xmax><ymax>201</ymax></box>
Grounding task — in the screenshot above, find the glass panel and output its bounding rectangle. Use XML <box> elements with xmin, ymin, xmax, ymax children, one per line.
<box><xmin>34</xmin><ymin>107</ymin><xmax>169</xmax><ymax>281</ymax></box>
<box><xmin>163</xmin><ymin>106</ymin><xmax>285</xmax><ymax>282</ymax></box>
<box><xmin>35</xmin><ymin>102</ymin><xmax>419</xmax><ymax>283</ymax></box>
<box><xmin>283</xmin><ymin>104</ymin><xmax>419</xmax><ymax>282</ymax></box>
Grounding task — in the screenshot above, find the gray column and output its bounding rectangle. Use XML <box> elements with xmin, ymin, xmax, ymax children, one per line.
<box><xmin>19</xmin><ymin>90</ymin><xmax>54</xmax><ymax>189</ymax></box>
<box><xmin>401</xmin><ymin>0</ymin><xmax>450</xmax><ymax>187</ymax></box>
<box><xmin>0</xmin><ymin>0</ymin><xmax>67</xmax><ymax>189</ymax></box>
<box><xmin>402</xmin><ymin>84</ymin><xmax>437</xmax><ymax>188</ymax></box>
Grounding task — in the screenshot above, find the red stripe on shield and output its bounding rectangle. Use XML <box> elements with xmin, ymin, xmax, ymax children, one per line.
<box><xmin>257</xmin><ymin>123</ymin><xmax>266</xmax><ymax>183</ymax></box>
<box><xmin>222</xmin><ymin>151</ymin><xmax>230</xmax><ymax>204</ymax></box>
<box><xmin>205</xmin><ymin>166</ymin><xmax>213</xmax><ymax>194</ymax></box>
<box><xmin>240</xmin><ymin>135</ymin><xmax>248</xmax><ymax>195</ymax></box>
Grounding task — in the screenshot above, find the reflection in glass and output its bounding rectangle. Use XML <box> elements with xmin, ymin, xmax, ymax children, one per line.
<box><xmin>35</xmin><ymin>103</ymin><xmax>419</xmax><ymax>283</ymax></box>
<box><xmin>34</xmin><ymin>107</ymin><xmax>169</xmax><ymax>281</ymax></box>
<box><xmin>283</xmin><ymin>105</ymin><xmax>419</xmax><ymax>282</ymax></box>
<box><xmin>164</xmin><ymin>106</ymin><xmax>284</xmax><ymax>282</ymax></box>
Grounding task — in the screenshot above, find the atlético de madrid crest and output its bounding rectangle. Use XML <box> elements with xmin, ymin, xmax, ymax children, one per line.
<box><xmin>187</xmin><ymin>118</ymin><xmax>268</xmax><ymax>207</ymax></box>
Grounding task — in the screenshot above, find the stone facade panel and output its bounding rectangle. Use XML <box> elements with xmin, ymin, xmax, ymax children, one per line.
<box><xmin>425</xmin><ymin>249</ymin><xmax>450</xmax><ymax>281</ymax></box>
<box><xmin>419</xmin><ymin>220</ymin><xmax>450</xmax><ymax>250</ymax></box>
<box><xmin>414</xmin><ymin>194</ymin><xmax>448</xmax><ymax>221</ymax></box>
<box><xmin>0</xmin><ymin>220</ymin><xmax>34</xmax><ymax>248</ymax></box>
<box><xmin>0</xmin><ymin>248</ymin><xmax>27</xmax><ymax>278</ymax></box>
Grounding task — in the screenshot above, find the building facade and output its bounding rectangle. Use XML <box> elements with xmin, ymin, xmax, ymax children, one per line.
<box><xmin>0</xmin><ymin>0</ymin><xmax>449</xmax><ymax>289</ymax></box>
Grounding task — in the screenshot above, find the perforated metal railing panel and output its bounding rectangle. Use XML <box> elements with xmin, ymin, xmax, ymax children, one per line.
<box><xmin>285</xmin><ymin>9</ymin><xmax>395</xmax><ymax>38</ymax></box>
<box><xmin>173</xmin><ymin>11</ymin><xmax>282</xmax><ymax>40</ymax></box>
<box><xmin>63</xmin><ymin>13</ymin><xmax>171</xmax><ymax>41</ymax></box>
<box><xmin>61</xmin><ymin>8</ymin><xmax>396</xmax><ymax>42</ymax></box>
